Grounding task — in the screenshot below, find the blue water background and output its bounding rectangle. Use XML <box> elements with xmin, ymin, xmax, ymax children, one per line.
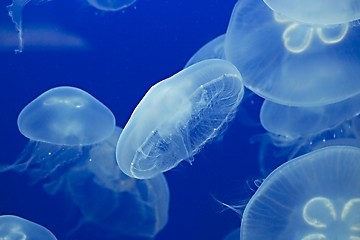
<box><xmin>0</xmin><ymin>0</ymin><xmax>265</xmax><ymax>239</ymax></box>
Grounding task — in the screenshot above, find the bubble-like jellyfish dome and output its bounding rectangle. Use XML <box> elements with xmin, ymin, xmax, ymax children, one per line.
<box><xmin>116</xmin><ymin>59</ymin><xmax>244</xmax><ymax>179</ymax></box>
<box><xmin>0</xmin><ymin>215</ymin><xmax>57</xmax><ymax>240</ymax></box>
<box><xmin>87</xmin><ymin>0</ymin><xmax>136</xmax><ymax>11</ymax></box>
<box><xmin>262</xmin><ymin>0</ymin><xmax>360</xmax><ymax>25</ymax></box>
<box><xmin>240</xmin><ymin>146</ymin><xmax>360</xmax><ymax>239</ymax></box>
<box><xmin>18</xmin><ymin>86</ymin><xmax>115</xmax><ymax>145</ymax></box>
<box><xmin>225</xmin><ymin>0</ymin><xmax>360</xmax><ymax>107</ymax></box>
<box><xmin>0</xmin><ymin>86</ymin><xmax>115</xmax><ymax>191</ymax></box>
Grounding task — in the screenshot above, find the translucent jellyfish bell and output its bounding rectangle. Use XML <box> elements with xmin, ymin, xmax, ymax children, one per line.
<box><xmin>240</xmin><ymin>146</ymin><xmax>360</xmax><ymax>240</ymax></box>
<box><xmin>0</xmin><ymin>215</ymin><xmax>57</xmax><ymax>240</ymax></box>
<box><xmin>61</xmin><ymin>127</ymin><xmax>169</xmax><ymax>239</ymax></box>
<box><xmin>87</xmin><ymin>0</ymin><xmax>136</xmax><ymax>11</ymax></box>
<box><xmin>225</xmin><ymin>0</ymin><xmax>360</xmax><ymax>107</ymax></box>
<box><xmin>0</xmin><ymin>86</ymin><xmax>115</xmax><ymax>189</ymax></box>
<box><xmin>260</xmin><ymin>93</ymin><xmax>360</xmax><ymax>140</ymax></box>
<box><xmin>263</xmin><ymin>0</ymin><xmax>360</xmax><ymax>25</ymax></box>
<box><xmin>116</xmin><ymin>59</ymin><xmax>244</xmax><ymax>179</ymax></box>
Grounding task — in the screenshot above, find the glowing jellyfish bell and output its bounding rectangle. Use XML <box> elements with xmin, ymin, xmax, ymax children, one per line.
<box><xmin>240</xmin><ymin>146</ymin><xmax>360</xmax><ymax>240</ymax></box>
<box><xmin>0</xmin><ymin>215</ymin><xmax>57</xmax><ymax>240</ymax></box>
<box><xmin>225</xmin><ymin>0</ymin><xmax>360</xmax><ymax>107</ymax></box>
<box><xmin>116</xmin><ymin>59</ymin><xmax>244</xmax><ymax>179</ymax></box>
<box><xmin>263</xmin><ymin>0</ymin><xmax>360</xmax><ymax>25</ymax></box>
<box><xmin>87</xmin><ymin>0</ymin><xmax>136</xmax><ymax>11</ymax></box>
<box><xmin>0</xmin><ymin>86</ymin><xmax>115</xmax><ymax>188</ymax></box>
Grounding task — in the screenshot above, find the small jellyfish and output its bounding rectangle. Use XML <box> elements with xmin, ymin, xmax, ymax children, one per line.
<box><xmin>185</xmin><ymin>34</ymin><xmax>226</xmax><ymax>68</ymax></box>
<box><xmin>87</xmin><ymin>0</ymin><xmax>136</xmax><ymax>11</ymax></box>
<box><xmin>263</xmin><ymin>0</ymin><xmax>360</xmax><ymax>25</ymax></box>
<box><xmin>225</xmin><ymin>0</ymin><xmax>360</xmax><ymax>107</ymax></box>
<box><xmin>240</xmin><ymin>146</ymin><xmax>360</xmax><ymax>239</ymax></box>
<box><xmin>116</xmin><ymin>59</ymin><xmax>244</xmax><ymax>179</ymax></box>
<box><xmin>260</xmin><ymin>93</ymin><xmax>360</xmax><ymax>140</ymax></box>
<box><xmin>0</xmin><ymin>86</ymin><xmax>115</xmax><ymax>190</ymax></box>
<box><xmin>59</xmin><ymin>127</ymin><xmax>169</xmax><ymax>239</ymax></box>
<box><xmin>0</xmin><ymin>215</ymin><xmax>57</xmax><ymax>240</ymax></box>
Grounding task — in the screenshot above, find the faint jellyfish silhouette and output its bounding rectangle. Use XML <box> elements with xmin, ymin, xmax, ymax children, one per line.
<box><xmin>223</xmin><ymin>228</ymin><xmax>240</xmax><ymax>240</ymax></box>
<box><xmin>240</xmin><ymin>146</ymin><xmax>360</xmax><ymax>240</ymax></box>
<box><xmin>260</xmin><ymin>93</ymin><xmax>360</xmax><ymax>140</ymax></box>
<box><xmin>87</xmin><ymin>0</ymin><xmax>136</xmax><ymax>11</ymax></box>
<box><xmin>6</xmin><ymin>0</ymin><xmax>50</xmax><ymax>53</ymax></box>
<box><xmin>185</xmin><ymin>34</ymin><xmax>226</xmax><ymax>67</ymax></box>
<box><xmin>263</xmin><ymin>0</ymin><xmax>360</xmax><ymax>25</ymax></box>
<box><xmin>0</xmin><ymin>86</ymin><xmax>115</xmax><ymax>189</ymax></box>
<box><xmin>0</xmin><ymin>215</ymin><xmax>57</xmax><ymax>240</ymax></box>
<box><xmin>116</xmin><ymin>59</ymin><xmax>244</xmax><ymax>179</ymax></box>
<box><xmin>225</xmin><ymin>0</ymin><xmax>360</xmax><ymax>107</ymax></box>
<box><xmin>62</xmin><ymin>127</ymin><xmax>169</xmax><ymax>239</ymax></box>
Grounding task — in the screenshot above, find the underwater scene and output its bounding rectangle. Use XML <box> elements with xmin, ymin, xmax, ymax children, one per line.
<box><xmin>0</xmin><ymin>0</ymin><xmax>359</xmax><ymax>239</ymax></box>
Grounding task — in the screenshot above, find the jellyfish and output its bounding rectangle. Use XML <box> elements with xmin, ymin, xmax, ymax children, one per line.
<box><xmin>185</xmin><ymin>34</ymin><xmax>226</xmax><ymax>68</ymax></box>
<box><xmin>6</xmin><ymin>0</ymin><xmax>51</xmax><ymax>53</ymax></box>
<box><xmin>59</xmin><ymin>127</ymin><xmax>169</xmax><ymax>239</ymax></box>
<box><xmin>87</xmin><ymin>0</ymin><xmax>136</xmax><ymax>11</ymax></box>
<box><xmin>262</xmin><ymin>0</ymin><xmax>360</xmax><ymax>25</ymax></box>
<box><xmin>116</xmin><ymin>59</ymin><xmax>244</xmax><ymax>179</ymax></box>
<box><xmin>240</xmin><ymin>146</ymin><xmax>360</xmax><ymax>239</ymax></box>
<box><xmin>0</xmin><ymin>86</ymin><xmax>115</xmax><ymax>190</ymax></box>
<box><xmin>225</xmin><ymin>0</ymin><xmax>360</xmax><ymax>107</ymax></box>
<box><xmin>0</xmin><ymin>215</ymin><xmax>57</xmax><ymax>240</ymax></box>
<box><xmin>260</xmin><ymin>93</ymin><xmax>360</xmax><ymax>140</ymax></box>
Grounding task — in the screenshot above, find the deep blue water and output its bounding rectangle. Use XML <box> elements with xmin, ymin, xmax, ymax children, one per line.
<box><xmin>0</xmin><ymin>0</ymin><xmax>266</xmax><ymax>239</ymax></box>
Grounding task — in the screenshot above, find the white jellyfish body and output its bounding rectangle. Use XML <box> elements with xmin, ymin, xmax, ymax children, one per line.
<box><xmin>0</xmin><ymin>86</ymin><xmax>115</xmax><ymax>190</ymax></box>
<box><xmin>225</xmin><ymin>0</ymin><xmax>360</xmax><ymax>107</ymax></box>
<box><xmin>240</xmin><ymin>146</ymin><xmax>360</xmax><ymax>239</ymax></box>
<box><xmin>116</xmin><ymin>59</ymin><xmax>244</xmax><ymax>179</ymax></box>
<box><xmin>0</xmin><ymin>215</ymin><xmax>57</xmax><ymax>240</ymax></box>
<box><xmin>87</xmin><ymin>0</ymin><xmax>136</xmax><ymax>11</ymax></box>
<box><xmin>260</xmin><ymin>93</ymin><xmax>360</xmax><ymax>140</ymax></box>
<box><xmin>263</xmin><ymin>0</ymin><xmax>360</xmax><ymax>25</ymax></box>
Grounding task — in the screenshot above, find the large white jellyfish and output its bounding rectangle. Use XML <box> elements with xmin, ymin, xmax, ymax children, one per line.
<box><xmin>0</xmin><ymin>86</ymin><xmax>115</xmax><ymax>188</ymax></box>
<box><xmin>225</xmin><ymin>0</ymin><xmax>360</xmax><ymax>107</ymax></box>
<box><xmin>57</xmin><ymin>127</ymin><xmax>170</xmax><ymax>239</ymax></box>
<box><xmin>116</xmin><ymin>59</ymin><xmax>244</xmax><ymax>179</ymax></box>
<box><xmin>0</xmin><ymin>215</ymin><xmax>57</xmax><ymax>240</ymax></box>
<box><xmin>263</xmin><ymin>0</ymin><xmax>360</xmax><ymax>25</ymax></box>
<box><xmin>240</xmin><ymin>146</ymin><xmax>360</xmax><ymax>240</ymax></box>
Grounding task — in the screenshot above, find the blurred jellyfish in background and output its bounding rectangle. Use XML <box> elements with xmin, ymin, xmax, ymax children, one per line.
<box><xmin>260</xmin><ymin>93</ymin><xmax>360</xmax><ymax>140</ymax></box>
<box><xmin>262</xmin><ymin>0</ymin><xmax>360</xmax><ymax>25</ymax></box>
<box><xmin>240</xmin><ymin>146</ymin><xmax>360</xmax><ymax>240</ymax></box>
<box><xmin>0</xmin><ymin>215</ymin><xmax>57</xmax><ymax>240</ymax></box>
<box><xmin>6</xmin><ymin>0</ymin><xmax>51</xmax><ymax>53</ymax></box>
<box><xmin>87</xmin><ymin>0</ymin><xmax>136</xmax><ymax>11</ymax></box>
<box><xmin>223</xmin><ymin>228</ymin><xmax>240</xmax><ymax>240</ymax></box>
<box><xmin>224</xmin><ymin>0</ymin><xmax>360</xmax><ymax>107</ymax></box>
<box><xmin>56</xmin><ymin>127</ymin><xmax>169</xmax><ymax>239</ymax></box>
<box><xmin>116</xmin><ymin>59</ymin><xmax>244</xmax><ymax>179</ymax></box>
<box><xmin>185</xmin><ymin>34</ymin><xmax>226</xmax><ymax>68</ymax></box>
<box><xmin>0</xmin><ymin>86</ymin><xmax>115</xmax><ymax>192</ymax></box>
